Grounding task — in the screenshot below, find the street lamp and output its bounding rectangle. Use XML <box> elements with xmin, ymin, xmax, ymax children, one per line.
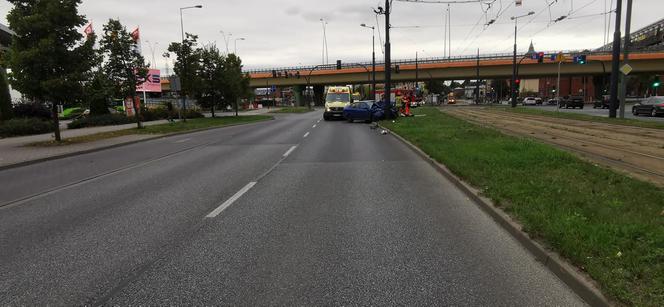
<box><xmin>510</xmin><ymin>11</ymin><xmax>534</xmax><ymax>108</ymax></box>
<box><xmin>179</xmin><ymin>4</ymin><xmax>203</xmax><ymax>122</ymax></box>
<box><xmin>234</xmin><ymin>37</ymin><xmax>245</xmax><ymax>54</ymax></box>
<box><xmin>144</xmin><ymin>40</ymin><xmax>158</xmax><ymax>69</ymax></box>
<box><xmin>360</xmin><ymin>23</ymin><xmax>376</xmax><ymax>100</ymax></box>
<box><xmin>320</xmin><ymin>18</ymin><xmax>329</xmax><ymax>65</ymax></box>
<box><xmin>220</xmin><ymin>30</ymin><xmax>232</xmax><ymax>54</ymax></box>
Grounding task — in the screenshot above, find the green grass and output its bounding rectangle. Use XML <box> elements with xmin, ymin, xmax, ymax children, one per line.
<box><xmin>493</xmin><ymin>106</ymin><xmax>664</xmax><ymax>130</ymax></box>
<box><xmin>30</xmin><ymin>115</ymin><xmax>272</xmax><ymax>147</ymax></box>
<box><xmin>269</xmin><ymin>107</ymin><xmax>315</xmax><ymax>114</ymax></box>
<box><xmin>383</xmin><ymin>107</ymin><xmax>664</xmax><ymax>306</ymax></box>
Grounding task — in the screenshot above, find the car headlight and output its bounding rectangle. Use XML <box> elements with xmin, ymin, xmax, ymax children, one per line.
<box><xmin>326</xmin><ymin>108</ymin><xmax>331</xmax><ymax>112</ymax></box>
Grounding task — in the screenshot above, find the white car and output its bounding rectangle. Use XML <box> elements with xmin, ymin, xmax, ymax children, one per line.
<box><xmin>522</xmin><ymin>97</ymin><xmax>538</xmax><ymax>106</ymax></box>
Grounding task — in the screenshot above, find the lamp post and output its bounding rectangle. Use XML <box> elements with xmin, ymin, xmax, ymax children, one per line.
<box><xmin>510</xmin><ymin>11</ymin><xmax>535</xmax><ymax>108</ymax></box>
<box><xmin>220</xmin><ymin>30</ymin><xmax>232</xmax><ymax>54</ymax></box>
<box><xmin>360</xmin><ymin>23</ymin><xmax>376</xmax><ymax>100</ymax></box>
<box><xmin>234</xmin><ymin>37</ymin><xmax>245</xmax><ymax>54</ymax></box>
<box><xmin>144</xmin><ymin>40</ymin><xmax>158</xmax><ymax>69</ymax></box>
<box><xmin>179</xmin><ymin>5</ymin><xmax>203</xmax><ymax>122</ymax></box>
<box><xmin>320</xmin><ymin>18</ymin><xmax>329</xmax><ymax>65</ymax></box>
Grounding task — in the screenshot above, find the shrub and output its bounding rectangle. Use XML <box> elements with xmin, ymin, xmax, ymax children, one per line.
<box><xmin>60</xmin><ymin>107</ymin><xmax>84</xmax><ymax>120</ymax></box>
<box><xmin>12</xmin><ymin>103</ymin><xmax>52</xmax><ymax>120</ymax></box>
<box><xmin>68</xmin><ymin>114</ymin><xmax>134</xmax><ymax>129</ymax></box>
<box><xmin>140</xmin><ymin>107</ymin><xmax>173</xmax><ymax>122</ymax></box>
<box><xmin>0</xmin><ymin>118</ymin><xmax>54</xmax><ymax>137</ymax></box>
<box><xmin>183</xmin><ymin>110</ymin><xmax>205</xmax><ymax>119</ymax></box>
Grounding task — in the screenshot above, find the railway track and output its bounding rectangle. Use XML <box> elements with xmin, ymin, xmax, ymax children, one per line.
<box><xmin>444</xmin><ymin>107</ymin><xmax>664</xmax><ymax>187</ymax></box>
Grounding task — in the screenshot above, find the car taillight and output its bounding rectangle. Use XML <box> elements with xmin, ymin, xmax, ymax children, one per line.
<box><xmin>657</xmin><ymin>103</ymin><xmax>664</xmax><ymax>107</ymax></box>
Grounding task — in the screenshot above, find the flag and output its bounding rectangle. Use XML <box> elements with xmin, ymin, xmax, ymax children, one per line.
<box><xmin>84</xmin><ymin>23</ymin><xmax>94</xmax><ymax>37</ymax></box>
<box><xmin>516</xmin><ymin>0</ymin><xmax>523</xmax><ymax>7</ymax></box>
<box><xmin>131</xmin><ymin>27</ymin><xmax>140</xmax><ymax>43</ymax></box>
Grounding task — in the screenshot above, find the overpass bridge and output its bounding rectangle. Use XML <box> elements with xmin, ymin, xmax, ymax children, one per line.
<box><xmin>247</xmin><ymin>50</ymin><xmax>664</xmax><ymax>88</ymax></box>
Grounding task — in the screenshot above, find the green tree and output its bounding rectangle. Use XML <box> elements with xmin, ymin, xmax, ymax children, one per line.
<box><xmin>223</xmin><ymin>54</ymin><xmax>251</xmax><ymax>116</ymax></box>
<box><xmin>425</xmin><ymin>80</ymin><xmax>450</xmax><ymax>95</ymax></box>
<box><xmin>194</xmin><ymin>45</ymin><xmax>225</xmax><ymax>118</ymax></box>
<box><xmin>0</xmin><ymin>59</ymin><xmax>12</xmax><ymax>121</ymax></box>
<box><xmin>86</xmin><ymin>71</ymin><xmax>112</xmax><ymax>115</ymax></box>
<box><xmin>99</xmin><ymin>19</ymin><xmax>149</xmax><ymax>128</ymax></box>
<box><xmin>168</xmin><ymin>34</ymin><xmax>200</xmax><ymax>121</ymax></box>
<box><xmin>6</xmin><ymin>0</ymin><xmax>96</xmax><ymax>140</ymax></box>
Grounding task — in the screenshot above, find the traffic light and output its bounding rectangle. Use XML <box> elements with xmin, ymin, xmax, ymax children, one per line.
<box><xmin>515</xmin><ymin>79</ymin><xmax>521</xmax><ymax>86</ymax></box>
<box><xmin>574</xmin><ymin>55</ymin><xmax>587</xmax><ymax>64</ymax></box>
<box><xmin>336</xmin><ymin>60</ymin><xmax>342</xmax><ymax>70</ymax></box>
<box><xmin>653</xmin><ymin>76</ymin><xmax>661</xmax><ymax>88</ymax></box>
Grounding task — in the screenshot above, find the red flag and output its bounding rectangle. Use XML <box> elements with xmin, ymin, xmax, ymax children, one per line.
<box><xmin>131</xmin><ymin>27</ymin><xmax>140</xmax><ymax>43</ymax></box>
<box><xmin>84</xmin><ymin>23</ymin><xmax>94</xmax><ymax>37</ymax></box>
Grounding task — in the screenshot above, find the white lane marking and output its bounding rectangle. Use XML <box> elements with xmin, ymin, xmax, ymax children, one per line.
<box><xmin>283</xmin><ymin>145</ymin><xmax>298</xmax><ymax>157</ymax></box>
<box><xmin>312</xmin><ymin>124</ymin><xmax>317</xmax><ymax>128</ymax></box>
<box><xmin>303</xmin><ymin>132</ymin><xmax>310</xmax><ymax>138</ymax></box>
<box><xmin>175</xmin><ymin>138</ymin><xmax>192</xmax><ymax>143</ymax></box>
<box><xmin>206</xmin><ymin>182</ymin><xmax>257</xmax><ymax>218</ymax></box>
<box><xmin>317</xmin><ymin>119</ymin><xmax>321</xmax><ymax>123</ymax></box>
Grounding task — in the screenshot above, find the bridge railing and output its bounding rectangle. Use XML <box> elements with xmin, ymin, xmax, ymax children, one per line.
<box><xmin>244</xmin><ymin>49</ymin><xmax>634</xmax><ymax>74</ymax></box>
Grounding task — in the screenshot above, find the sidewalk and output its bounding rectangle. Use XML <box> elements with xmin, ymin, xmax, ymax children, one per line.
<box><xmin>0</xmin><ymin>108</ymin><xmax>276</xmax><ymax>169</ymax></box>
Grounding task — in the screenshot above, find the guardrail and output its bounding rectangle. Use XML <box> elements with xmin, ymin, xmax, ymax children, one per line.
<box><xmin>245</xmin><ymin>48</ymin><xmax>664</xmax><ymax>75</ymax></box>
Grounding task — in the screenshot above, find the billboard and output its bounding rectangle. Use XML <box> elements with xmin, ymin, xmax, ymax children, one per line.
<box><xmin>137</xmin><ymin>69</ymin><xmax>162</xmax><ymax>93</ymax></box>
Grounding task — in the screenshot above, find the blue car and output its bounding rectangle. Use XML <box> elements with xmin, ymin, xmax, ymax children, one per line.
<box><xmin>343</xmin><ymin>100</ymin><xmax>376</xmax><ymax>123</ymax></box>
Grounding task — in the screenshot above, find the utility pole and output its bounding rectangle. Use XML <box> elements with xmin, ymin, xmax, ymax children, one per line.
<box><xmin>609</xmin><ymin>0</ymin><xmax>623</xmax><ymax>118</ymax></box>
<box><xmin>619</xmin><ymin>0</ymin><xmax>633</xmax><ymax>119</ymax></box>
<box><xmin>476</xmin><ymin>48</ymin><xmax>480</xmax><ymax>104</ymax></box>
<box><xmin>376</xmin><ymin>1</ymin><xmax>392</xmax><ymax>114</ymax></box>
<box><xmin>416</xmin><ymin>51</ymin><xmax>419</xmax><ymax>95</ymax></box>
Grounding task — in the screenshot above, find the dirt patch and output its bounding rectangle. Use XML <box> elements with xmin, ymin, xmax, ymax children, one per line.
<box><xmin>444</xmin><ymin>107</ymin><xmax>664</xmax><ymax>187</ymax></box>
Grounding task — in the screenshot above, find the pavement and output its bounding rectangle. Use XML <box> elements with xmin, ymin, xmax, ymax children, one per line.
<box><xmin>0</xmin><ymin>108</ymin><xmax>275</xmax><ymax>168</ymax></box>
<box><xmin>0</xmin><ymin>111</ymin><xmax>585</xmax><ymax>305</ymax></box>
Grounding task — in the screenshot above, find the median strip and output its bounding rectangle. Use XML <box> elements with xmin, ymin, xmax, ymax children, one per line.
<box><xmin>382</xmin><ymin>107</ymin><xmax>663</xmax><ymax>306</ymax></box>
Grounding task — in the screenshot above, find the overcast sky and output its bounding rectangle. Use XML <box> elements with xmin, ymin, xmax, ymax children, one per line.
<box><xmin>0</xmin><ymin>0</ymin><xmax>661</xmax><ymax>71</ymax></box>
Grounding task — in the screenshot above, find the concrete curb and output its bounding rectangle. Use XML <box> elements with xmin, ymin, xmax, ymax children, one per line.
<box><xmin>0</xmin><ymin>117</ymin><xmax>274</xmax><ymax>172</ymax></box>
<box><xmin>380</xmin><ymin>124</ymin><xmax>612</xmax><ymax>307</ymax></box>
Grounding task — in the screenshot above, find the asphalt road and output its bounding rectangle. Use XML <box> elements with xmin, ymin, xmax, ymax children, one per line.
<box><xmin>0</xmin><ymin>111</ymin><xmax>585</xmax><ymax>306</ymax></box>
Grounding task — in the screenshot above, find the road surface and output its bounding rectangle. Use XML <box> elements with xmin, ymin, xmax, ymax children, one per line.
<box><xmin>0</xmin><ymin>111</ymin><xmax>585</xmax><ymax>305</ymax></box>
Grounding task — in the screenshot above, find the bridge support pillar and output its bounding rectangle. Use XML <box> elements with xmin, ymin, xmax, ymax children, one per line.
<box><xmin>313</xmin><ymin>85</ymin><xmax>325</xmax><ymax>106</ymax></box>
<box><xmin>293</xmin><ymin>85</ymin><xmax>305</xmax><ymax>107</ymax></box>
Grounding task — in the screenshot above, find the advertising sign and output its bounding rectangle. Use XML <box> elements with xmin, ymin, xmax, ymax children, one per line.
<box><xmin>137</xmin><ymin>69</ymin><xmax>162</xmax><ymax>93</ymax></box>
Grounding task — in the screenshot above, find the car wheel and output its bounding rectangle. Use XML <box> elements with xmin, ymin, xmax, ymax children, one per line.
<box><xmin>652</xmin><ymin>109</ymin><xmax>658</xmax><ymax>117</ymax></box>
<box><xmin>580</xmin><ymin>106</ymin><xmax>584</xmax><ymax>109</ymax></box>
<box><xmin>632</xmin><ymin>108</ymin><xmax>638</xmax><ymax>116</ymax></box>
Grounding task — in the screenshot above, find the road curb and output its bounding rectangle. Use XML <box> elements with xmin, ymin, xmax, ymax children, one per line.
<box><xmin>0</xmin><ymin>117</ymin><xmax>274</xmax><ymax>172</ymax></box>
<box><xmin>380</xmin><ymin>124</ymin><xmax>612</xmax><ymax>307</ymax></box>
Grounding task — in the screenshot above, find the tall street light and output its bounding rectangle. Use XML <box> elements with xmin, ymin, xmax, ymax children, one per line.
<box><xmin>234</xmin><ymin>37</ymin><xmax>245</xmax><ymax>54</ymax></box>
<box><xmin>510</xmin><ymin>11</ymin><xmax>534</xmax><ymax>108</ymax></box>
<box><xmin>144</xmin><ymin>40</ymin><xmax>158</xmax><ymax>69</ymax></box>
<box><xmin>220</xmin><ymin>30</ymin><xmax>232</xmax><ymax>54</ymax></box>
<box><xmin>179</xmin><ymin>4</ymin><xmax>203</xmax><ymax>122</ymax></box>
<box><xmin>360</xmin><ymin>23</ymin><xmax>376</xmax><ymax>100</ymax></box>
<box><xmin>320</xmin><ymin>18</ymin><xmax>329</xmax><ymax>65</ymax></box>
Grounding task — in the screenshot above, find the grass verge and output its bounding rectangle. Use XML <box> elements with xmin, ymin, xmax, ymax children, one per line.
<box><xmin>383</xmin><ymin>107</ymin><xmax>663</xmax><ymax>306</ymax></box>
<box><xmin>493</xmin><ymin>106</ymin><xmax>664</xmax><ymax>130</ymax></box>
<box><xmin>29</xmin><ymin>115</ymin><xmax>272</xmax><ymax>147</ymax></box>
<box><xmin>269</xmin><ymin>107</ymin><xmax>315</xmax><ymax>114</ymax></box>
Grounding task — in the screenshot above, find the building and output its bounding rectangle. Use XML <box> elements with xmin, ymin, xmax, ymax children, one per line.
<box><xmin>0</xmin><ymin>23</ymin><xmax>13</xmax><ymax>54</ymax></box>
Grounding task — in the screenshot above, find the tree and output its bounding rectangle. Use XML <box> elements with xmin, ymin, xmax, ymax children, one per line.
<box><xmin>6</xmin><ymin>0</ymin><xmax>96</xmax><ymax>141</ymax></box>
<box><xmin>168</xmin><ymin>34</ymin><xmax>200</xmax><ymax>121</ymax></box>
<box><xmin>86</xmin><ymin>71</ymin><xmax>112</xmax><ymax>115</ymax></box>
<box><xmin>99</xmin><ymin>19</ymin><xmax>149</xmax><ymax>128</ymax></box>
<box><xmin>0</xmin><ymin>57</ymin><xmax>12</xmax><ymax>121</ymax></box>
<box><xmin>194</xmin><ymin>45</ymin><xmax>225</xmax><ymax>118</ymax></box>
<box><xmin>222</xmin><ymin>54</ymin><xmax>251</xmax><ymax>117</ymax></box>
<box><xmin>425</xmin><ymin>80</ymin><xmax>450</xmax><ymax>95</ymax></box>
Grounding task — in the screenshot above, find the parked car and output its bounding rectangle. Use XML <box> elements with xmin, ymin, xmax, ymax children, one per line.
<box><xmin>535</xmin><ymin>97</ymin><xmax>543</xmax><ymax>105</ymax></box>
<box><xmin>547</xmin><ymin>98</ymin><xmax>561</xmax><ymax>106</ymax></box>
<box><xmin>343</xmin><ymin>101</ymin><xmax>376</xmax><ymax>123</ymax></box>
<box><xmin>593</xmin><ymin>96</ymin><xmax>610</xmax><ymax>109</ymax></box>
<box><xmin>522</xmin><ymin>97</ymin><xmax>538</xmax><ymax>106</ymax></box>
<box><xmin>632</xmin><ymin>96</ymin><xmax>664</xmax><ymax>117</ymax></box>
<box><xmin>559</xmin><ymin>96</ymin><xmax>585</xmax><ymax>109</ymax></box>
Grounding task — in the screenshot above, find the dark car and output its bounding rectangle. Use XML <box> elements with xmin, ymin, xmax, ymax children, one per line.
<box><xmin>593</xmin><ymin>95</ymin><xmax>610</xmax><ymax>109</ymax></box>
<box><xmin>632</xmin><ymin>96</ymin><xmax>664</xmax><ymax>117</ymax></box>
<box><xmin>343</xmin><ymin>101</ymin><xmax>376</xmax><ymax>123</ymax></box>
<box><xmin>559</xmin><ymin>96</ymin><xmax>584</xmax><ymax>109</ymax></box>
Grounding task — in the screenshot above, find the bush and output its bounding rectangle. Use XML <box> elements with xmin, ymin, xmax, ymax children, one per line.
<box><xmin>68</xmin><ymin>114</ymin><xmax>134</xmax><ymax>129</ymax></box>
<box><xmin>140</xmin><ymin>107</ymin><xmax>173</xmax><ymax>122</ymax></box>
<box><xmin>60</xmin><ymin>107</ymin><xmax>84</xmax><ymax>120</ymax></box>
<box><xmin>0</xmin><ymin>118</ymin><xmax>54</xmax><ymax>138</ymax></box>
<box><xmin>184</xmin><ymin>110</ymin><xmax>205</xmax><ymax>119</ymax></box>
<box><xmin>12</xmin><ymin>103</ymin><xmax>52</xmax><ymax>120</ymax></box>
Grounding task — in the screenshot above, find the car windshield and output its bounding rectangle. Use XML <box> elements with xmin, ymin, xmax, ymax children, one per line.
<box><xmin>326</xmin><ymin>93</ymin><xmax>350</xmax><ymax>103</ymax></box>
<box><xmin>651</xmin><ymin>97</ymin><xmax>664</xmax><ymax>104</ymax></box>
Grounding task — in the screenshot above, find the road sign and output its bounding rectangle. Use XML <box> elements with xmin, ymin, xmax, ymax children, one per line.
<box><xmin>620</xmin><ymin>64</ymin><xmax>633</xmax><ymax>75</ymax></box>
